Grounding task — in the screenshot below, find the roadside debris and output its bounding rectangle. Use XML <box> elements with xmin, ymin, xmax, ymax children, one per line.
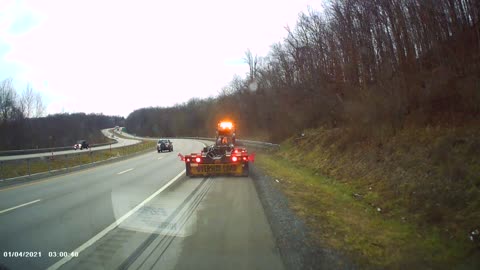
<box><xmin>470</xmin><ymin>229</ymin><xmax>479</xmax><ymax>248</ymax></box>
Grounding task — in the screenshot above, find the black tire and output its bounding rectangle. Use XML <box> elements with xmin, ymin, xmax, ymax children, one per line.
<box><xmin>241</xmin><ymin>163</ymin><xmax>249</xmax><ymax>177</ymax></box>
<box><xmin>157</xmin><ymin>150</ymin><xmax>160</xmax><ymax>153</ymax></box>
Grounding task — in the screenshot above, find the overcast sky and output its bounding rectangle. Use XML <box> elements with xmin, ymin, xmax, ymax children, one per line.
<box><xmin>0</xmin><ymin>0</ymin><xmax>324</xmax><ymax>117</ymax></box>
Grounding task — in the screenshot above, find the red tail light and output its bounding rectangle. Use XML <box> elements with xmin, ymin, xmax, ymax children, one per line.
<box><xmin>195</xmin><ymin>157</ymin><xmax>201</xmax><ymax>163</ymax></box>
<box><xmin>243</xmin><ymin>157</ymin><xmax>248</xmax><ymax>161</ymax></box>
<box><xmin>231</xmin><ymin>156</ymin><xmax>238</xmax><ymax>162</ymax></box>
<box><xmin>186</xmin><ymin>158</ymin><xmax>190</xmax><ymax>162</ymax></box>
<box><xmin>248</xmin><ymin>153</ymin><xmax>256</xmax><ymax>163</ymax></box>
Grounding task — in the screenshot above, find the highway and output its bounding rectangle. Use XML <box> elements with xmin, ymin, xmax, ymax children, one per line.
<box><xmin>0</xmin><ymin>139</ymin><xmax>284</xmax><ymax>270</ymax></box>
<box><xmin>0</xmin><ymin>130</ymin><xmax>140</xmax><ymax>161</ymax></box>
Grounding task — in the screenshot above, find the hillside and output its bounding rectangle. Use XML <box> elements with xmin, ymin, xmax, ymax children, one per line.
<box><xmin>256</xmin><ymin>123</ymin><xmax>480</xmax><ymax>268</ymax></box>
<box><xmin>126</xmin><ymin>1</ymin><xmax>479</xmax><ymax>144</ymax></box>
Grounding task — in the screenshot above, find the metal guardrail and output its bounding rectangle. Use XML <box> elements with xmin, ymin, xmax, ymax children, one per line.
<box><xmin>117</xmin><ymin>127</ymin><xmax>280</xmax><ymax>149</ymax></box>
<box><xmin>0</xmin><ymin>140</ymin><xmax>118</xmax><ymax>156</ymax></box>
<box><xmin>237</xmin><ymin>139</ymin><xmax>280</xmax><ymax>149</ymax></box>
<box><xmin>135</xmin><ymin>136</ymin><xmax>280</xmax><ymax>149</ymax></box>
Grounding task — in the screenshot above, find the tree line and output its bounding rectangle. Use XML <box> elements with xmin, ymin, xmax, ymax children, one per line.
<box><xmin>0</xmin><ymin>78</ymin><xmax>46</xmax><ymax>122</ymax></box>
<box><xmin>0</xmin><ymin>111</ymin><xmax>125</xmax><ymax>150</ymax></box>
<box><xmin>132</xmin><ymin>1</ymin><xmax>479</xmax><ymax>141</ymax></box>
<box><xmin>0</xmin><ymin>78</ymin><xmax>125</xmax><ymax>150</ymax></box>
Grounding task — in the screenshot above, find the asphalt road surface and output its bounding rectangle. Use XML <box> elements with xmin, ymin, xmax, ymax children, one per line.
<box><xmin>0</xmin><ymin>139</ymin><xmax>284</xmax><ymax>270</ymax></box>
<box><xmin>0</xmin><ymin>130</ymin><xmax>140</xmax><ymax>161</ymax></box>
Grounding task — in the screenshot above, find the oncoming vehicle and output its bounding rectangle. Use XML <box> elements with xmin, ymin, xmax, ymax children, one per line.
<box><xmin>157</xmin><ymin>139</ymin><xmax>173</xmax><ymax>152</ymax></box>
<box><xmin>180</xmin><ymin>121</ymin><xmax>251</xmax><ymax>177</ymax></box>
<box><xmin>73</xmin><ymin>140</ymin><xmax>89</xmax><ymax>150</ymax></box>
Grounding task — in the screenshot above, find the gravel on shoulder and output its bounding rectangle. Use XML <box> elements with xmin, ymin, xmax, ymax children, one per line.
<box><xmin>250</xmin><ymin>164</ymin><xmax>356</xmax><ymax>270</ymax></box>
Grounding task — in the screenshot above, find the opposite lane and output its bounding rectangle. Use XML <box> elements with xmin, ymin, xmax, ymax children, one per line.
<box><xmin>0</xmin><ymin>129</ymin><xmax>140</xmax><ymax>161</ymax></box>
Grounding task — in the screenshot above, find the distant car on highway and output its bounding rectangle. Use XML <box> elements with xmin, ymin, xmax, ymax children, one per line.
<box><xmin>157</xmin><ymin>139</ymin><xmax>173</xmax><ymax>152</ymax></box>
<box><xmin>74</xmin><ymin>140</ymin><xmax>89</xmax><ymax>150</ymax></box>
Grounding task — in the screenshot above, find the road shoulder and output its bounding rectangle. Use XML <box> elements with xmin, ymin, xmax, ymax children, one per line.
<box><xmin>250</xmin><ymin>164</ymin><xmax>354</xmax><ymax>270</ymax></box>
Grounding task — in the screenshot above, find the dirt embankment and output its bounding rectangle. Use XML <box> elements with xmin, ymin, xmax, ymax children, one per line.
<box><xmin>255</xmin><ymin>124</ymin><xmax>480</xmax><ymax>269</ymax></box>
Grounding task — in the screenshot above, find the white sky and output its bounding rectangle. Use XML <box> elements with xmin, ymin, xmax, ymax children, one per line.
<box><xmin>0</xmin><ymin>0</ymin><xmax>324</xmax><ymax>117</ymax></box>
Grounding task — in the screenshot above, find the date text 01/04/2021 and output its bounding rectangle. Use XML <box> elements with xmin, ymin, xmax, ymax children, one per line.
<box><xmin>3</xmin><ymin>251</ymin><xmax>42</xmax><ymax>258</ymax></box>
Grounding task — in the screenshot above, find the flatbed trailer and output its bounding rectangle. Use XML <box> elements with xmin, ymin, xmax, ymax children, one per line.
<box><xmin>180</xmin><ymin>121</ymin><xmax>250</xmax><ymax>177</ymax></box>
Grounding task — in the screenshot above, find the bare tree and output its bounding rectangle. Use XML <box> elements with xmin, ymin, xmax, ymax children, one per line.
<box><xmin>34</xmin><ymin>92</ymin><xmax>46</xmax><ymax>117</ymax></box>
<box><xmin>0</xmin><ymin>78</ymin><xmax>19</xmax><ymax>122</ymax></box>
<box><xmin>20</xmin><ymin>84</ymin><xmax>35</xmax><ymax>118</ymax></box>
<box><xmin>243</xmin><ymin>49</ymin><xmax>258</xmax><ymax>82</ymax></box>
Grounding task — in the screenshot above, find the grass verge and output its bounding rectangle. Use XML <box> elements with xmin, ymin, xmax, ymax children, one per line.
<box><xmin>255</xmin><ymin>125</ymin><xmax>480</xmax><ymax>269</ymax></box>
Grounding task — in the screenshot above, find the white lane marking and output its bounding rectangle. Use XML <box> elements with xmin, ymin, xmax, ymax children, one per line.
<box><xmin>117</xmin><ymin>168</ymin><xmax>134</xmax><ymax>175</ymax></box>
<box><xmin>47</xmin><ymin>169</ymin><xmax>186</xmax><ymax>270</ymax></box>
<box><xmin>157</xmin><ymin>157</ymin><xmax>164</xmax><ymax>160</ymax></box>
<box><xmin>0</xmin><ymin>199</ymin><xmax>41</xmax><ymax>215</ymax></box>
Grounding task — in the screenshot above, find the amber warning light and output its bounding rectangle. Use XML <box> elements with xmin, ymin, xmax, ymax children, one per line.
<box><xmin>218</xmin><ymin>121</ymin><xmax>233</xmax><ymax>129</ymax></box>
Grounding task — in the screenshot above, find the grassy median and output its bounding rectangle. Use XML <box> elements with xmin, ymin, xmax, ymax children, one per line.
<box><xmin>255</xmin><ymin>125</ymin><xmax>480</xmax><ymax>269</ymax></box>
<box><xmin>1</xmin><ymin>140</ymin><xmax>156</xmax><ymax>179</ymax></box>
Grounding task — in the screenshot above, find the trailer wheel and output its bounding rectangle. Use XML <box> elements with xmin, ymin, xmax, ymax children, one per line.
<box><xmin>241</xmin><ymin>163</ymin><xmax>249</xmax><ymax>177</ymax></box>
